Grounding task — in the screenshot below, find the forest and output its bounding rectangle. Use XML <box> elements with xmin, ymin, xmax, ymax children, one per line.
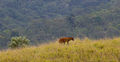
<box><xmin>0</xmin><ymin>0</ymin><xmax>120</xmax><ymax>49</ymax></box>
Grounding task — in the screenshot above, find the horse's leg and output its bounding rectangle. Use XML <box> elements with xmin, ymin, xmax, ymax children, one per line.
<box><xmin>64</xmin><ymin>42</ymin><xmax>66</xmax><ymax>44</ymax></box>
<box><xmin>63</xmin><ymin>41</ymin><xmax>65</xmax><ymax>44</ymax></box>
<box><xmin>67</xmin><ymin>41</ymin><xmax>69</xmax><ymax>45</ymax></box>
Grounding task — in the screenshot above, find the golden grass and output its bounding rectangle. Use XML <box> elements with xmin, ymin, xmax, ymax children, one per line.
<box><xmin>1</xmin><ymin>37</ymin><xmax>120</xmax><ymax>62</ymax></box>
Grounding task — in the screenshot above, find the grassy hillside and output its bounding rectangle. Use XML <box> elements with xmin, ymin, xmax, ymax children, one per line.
<box><xmin>1</xmin><ymin>0</ymin><xmax>120</xmax><ymax>49</ymax></box>
<box><xmin>1</xmin><ymin>38</ymin><xmax>120</xmax><ymax>62</ymax></box>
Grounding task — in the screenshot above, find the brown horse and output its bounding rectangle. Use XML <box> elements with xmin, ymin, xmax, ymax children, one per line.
<box><xmin>59</xmin><ymin>37</ymin><xmax>74</xmax><ymax>44</ymax></box>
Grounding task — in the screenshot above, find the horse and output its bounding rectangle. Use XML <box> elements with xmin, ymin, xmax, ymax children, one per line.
<box><xmin>59</xmin><ymin>37</ymin><xmax>74</xmax><ymax>44</ymax></box>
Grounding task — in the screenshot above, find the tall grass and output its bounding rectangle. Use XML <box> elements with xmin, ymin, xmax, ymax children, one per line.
<box><xmin>0</xmin><ymin>38</ymin><xmax>120</xmax><ymax>62</ymax></box>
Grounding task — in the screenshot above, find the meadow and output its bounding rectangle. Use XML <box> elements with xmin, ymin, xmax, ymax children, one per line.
<box><xmin>0</xmin><ymin>38</ymin><xmax>120</xmax><ymax>62</ymax></box>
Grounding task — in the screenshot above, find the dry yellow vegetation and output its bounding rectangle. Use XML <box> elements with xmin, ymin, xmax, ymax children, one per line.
<box><xmin>0</xmin><ymin>38</ymin><xmax>120</xmax><ymax>62</ymax></box>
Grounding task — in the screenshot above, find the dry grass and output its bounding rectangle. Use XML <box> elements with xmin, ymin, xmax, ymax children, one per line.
<box><xmin>0</xmin><ymin>37</ymin><xmax>120</xmax><ymax>62</ymax></box>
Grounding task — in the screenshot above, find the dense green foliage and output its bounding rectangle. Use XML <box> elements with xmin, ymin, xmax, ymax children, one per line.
<box><xmin>0</xmin><ymin>0</ymin><xmax>120</xmax><ymax>49</ymax></box>
<box><xmin>9</xmin><ymin>36</ymin><xmax>30</xmax><ymax>48</ymax></box>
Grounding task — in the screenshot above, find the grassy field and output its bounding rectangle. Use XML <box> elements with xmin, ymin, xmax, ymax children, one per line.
<box><xmin>0</xmin><ymin>38</ymin><xmax>120</xmax><ymax>62</ymax></box>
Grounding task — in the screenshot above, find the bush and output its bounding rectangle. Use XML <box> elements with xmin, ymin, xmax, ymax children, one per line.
<box><xmin>9</xmin><ymin>36</ymin><xmax>30</xmax><ymax>48</ymax></box>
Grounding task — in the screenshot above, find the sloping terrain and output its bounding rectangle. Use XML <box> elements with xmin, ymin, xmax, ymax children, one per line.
<box><xmin>0</xmin><ymin>0</ymin><xmax>120</xmax><ymax>49</ymax></box>
<box><xmin>0</xmin><ymin>38</ymin><xmax>120</xmax><ymax>62</ymax></box>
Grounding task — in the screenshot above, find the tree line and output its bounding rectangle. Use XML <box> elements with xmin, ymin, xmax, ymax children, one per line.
<box><xmin>0</xmin><ymin>0</ymin><xmax>120</xmax><ymax>49</ymax></box>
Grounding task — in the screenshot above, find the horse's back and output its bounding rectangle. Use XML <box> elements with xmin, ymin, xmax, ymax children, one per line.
<box><xmin>58</xmin><ymin>37</ymin><xmax>74</xmax><ymax>43</ymax></box>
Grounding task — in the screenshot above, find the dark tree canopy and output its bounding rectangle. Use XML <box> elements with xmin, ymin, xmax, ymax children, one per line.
<box><xmin>0</xmin><ymin>0</ymin><xmax>120</xmax><ymax>49</ymax></box>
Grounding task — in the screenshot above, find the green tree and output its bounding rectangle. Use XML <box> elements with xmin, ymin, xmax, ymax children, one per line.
<box><xmin>9</xmin><ymin>36</ymin><xmax>30</xmax><ymax>48</ymax></box>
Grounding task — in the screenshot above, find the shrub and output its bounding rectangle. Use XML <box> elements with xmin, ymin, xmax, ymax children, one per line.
<box><xmin>9</xmin><ymin>36</ymin><xmax>30</xmax><ymax>48</ymax></box>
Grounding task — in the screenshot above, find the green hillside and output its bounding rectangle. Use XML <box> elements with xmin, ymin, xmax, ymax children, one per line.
<box><xmin>1</xmin><ymin>0</ymin><xmax>120</xmax><ymax>49</ymax></box>
<box><xmin>0</xmin><ymin>38</ymin><xmax>120</xmax><ymax>62</ymax></box>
